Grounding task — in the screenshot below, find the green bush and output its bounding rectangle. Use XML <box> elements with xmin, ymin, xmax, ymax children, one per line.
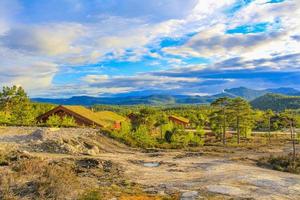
<box><xmin>132</xmin><ymin>125</ymin><xmax>156</xmax><ymax>148</ymax></box>
<box><xmin>46</xmin><ymin>115</ymin><xmax>62</xmax><ymax>127</ymax></box>
<box><xmin>0</xmin><ymin>111</ymin><xmax>10</xmax><ymax>125</ymax></box>
<box><xmin>45</xmin><ymin>115</ymin><xmax>77</xmax><ymax>127</ymax></box>
<box><xmin>61</xmin><ymin>116</ymin><xmax>77</xmax><ymax>127</ymax></box>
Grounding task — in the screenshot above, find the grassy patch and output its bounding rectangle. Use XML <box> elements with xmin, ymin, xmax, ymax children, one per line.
<box><xmin>79</xmin><ymin>185</ymin><xmax>177</xmax><ymax>200</ymax></box>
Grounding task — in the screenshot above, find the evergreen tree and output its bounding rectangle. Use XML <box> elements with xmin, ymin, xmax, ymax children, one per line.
<box><xmin>0</xmin><ymin>86</ymin><xmax>34</xmax><ymax>125</ymax></box>
<box><xmin>280</xmin><ymin>110</ymin><xmax>298</xmax><ymax>166</ymax></box>
<box><xmin>229</xmin><ymin>98</ymin><xmax>253</xmax><ymax>144</ymax></box>
<box><xmin>263</xmin><ymin>109</ymin><xmax>275</xmax><ymax>143</ymax></box>
<box><xmin>210</xmin><ymin>97</ymin><xmax>231</xmax><ymax>145</ymax></box>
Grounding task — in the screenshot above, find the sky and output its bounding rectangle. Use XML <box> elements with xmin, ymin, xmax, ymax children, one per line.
<box><xmin>0</xmin><ymin>0</ymin><xmax>299</xmax><ymax>98</ymax></box>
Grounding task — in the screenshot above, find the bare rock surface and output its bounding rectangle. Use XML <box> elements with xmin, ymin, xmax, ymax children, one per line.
<box><xmin>1</xmin><ymin>126</ymin><xmax>300</xmax><ymax>199</ymax></box>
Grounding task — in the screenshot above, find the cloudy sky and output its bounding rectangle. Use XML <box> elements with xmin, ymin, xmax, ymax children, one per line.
<box><xmin>0</xmin><ymin>0</ymin><xmax>299</xmax><ymax>97</ymax></box>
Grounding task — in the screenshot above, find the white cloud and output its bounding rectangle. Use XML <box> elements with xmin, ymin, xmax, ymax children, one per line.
<box><xmin>3</xmin><ymin>23</ymin><xmax>84</xmax><ymax>55</ymax></box>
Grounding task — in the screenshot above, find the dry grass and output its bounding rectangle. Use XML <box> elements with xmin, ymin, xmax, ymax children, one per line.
<box><xmin>0</xmin><ymin>151</ymin><xmax>80</xmax><ymax>200</ymax></box>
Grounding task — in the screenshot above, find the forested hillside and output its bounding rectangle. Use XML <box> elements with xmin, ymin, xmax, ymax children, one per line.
<box><xmin>251</xmin><ymin>93</ymin><xmax>300</xmax><ymax>112</ymax></box>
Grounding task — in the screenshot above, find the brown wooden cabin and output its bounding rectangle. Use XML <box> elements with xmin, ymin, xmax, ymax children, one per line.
<box><xmin>168</xmin><ymin>115</ymin><xmax>190</xmax><ymax>128</ymax></box>
<box><xmin>37</xmin><ymin>105</ymin><xmax>126</xmax><ymax>130</ymax></box>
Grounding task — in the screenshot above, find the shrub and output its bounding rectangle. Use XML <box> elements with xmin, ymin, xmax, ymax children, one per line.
<box><xmin>46</xmin><ymin>115</ymin><xmax>61</xmax><ymax>127</ymax></box>
<box><xmin>258</xmin><ymin>154</ymin><xmax>300</xmax><ymax>174</ymax></box>
<box><xmin>0</xmin><ymin>111</ymin><xmax>10</xmax><ymax>125</ymax></box>
<box><xmin>132</xmin><ymin>125</ymin><xmax>156</xmax><ymax>148</ymax></box>
<box><xmin>61</xmin><ymin>116</ymin><xmax>77</xmax><ymax>127</ymax></box>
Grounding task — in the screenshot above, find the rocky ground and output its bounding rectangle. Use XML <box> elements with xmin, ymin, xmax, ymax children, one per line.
<box><xmin>0</xmin><ymin>126</ymin><xmax>300</xmax><ymax>200</ymax></box>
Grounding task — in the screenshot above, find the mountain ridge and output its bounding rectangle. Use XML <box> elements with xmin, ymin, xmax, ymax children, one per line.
<box><xmin>32</xmin><ymin>87</ymin><xmax>300</xmax><ymax>106</ymax></box>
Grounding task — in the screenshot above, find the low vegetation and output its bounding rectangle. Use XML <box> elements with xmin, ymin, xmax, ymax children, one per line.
<box><xmin>258</xmin><ymin>154</ymin><xmax>300</xmax><ymax>174</ymax></box>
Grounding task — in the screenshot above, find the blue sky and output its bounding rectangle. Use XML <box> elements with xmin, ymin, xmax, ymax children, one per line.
<box><xmin>0</xmin><ymin>0</ymin><xmax>299</xmax><ymax>97</ymax></box>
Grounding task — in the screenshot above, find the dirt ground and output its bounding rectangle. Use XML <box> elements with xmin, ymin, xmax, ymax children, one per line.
<box><xmin>0</xmin><ymin>126</ymin><xmax>300</xmax><ymax>200</ymax></box>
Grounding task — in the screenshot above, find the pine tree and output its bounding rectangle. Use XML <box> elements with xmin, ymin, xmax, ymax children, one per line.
<box><xmin>280</xmin><ymin>110</ymin><xmax>298</xmax><ymax>167</ymax></box>
<box><xmin>0</xmin><ymin>86</ymin><xmax>34</xmax><ymax>125</ymax></box>
<box><xmin>229</xmin><ymin>98</ymin><xmax>253</xmax><ymax>144</ymax></box>
<box><xmin>264</xmin><ymin>109</ymin><xmax>275</xmax><ymax>143</ymax></box>
<box><xmin>211</xmin><ymin>97</ymin><xmax>231</xmax><ymax>145</ymax></box>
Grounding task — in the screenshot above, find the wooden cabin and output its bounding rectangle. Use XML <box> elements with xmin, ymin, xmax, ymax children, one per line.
<box><xmin>37</xmin><ymin>105</ymin><xmax>126</xmax><ymax>130</ymax></box>
<box><xmin>168</xmin><ymin>115</ymin><xmax>190</xmax><ymax>128</ymax></box>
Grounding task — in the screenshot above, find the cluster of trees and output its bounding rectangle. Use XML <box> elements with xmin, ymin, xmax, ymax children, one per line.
<box><xmin>109</xmin><ymin>107</ymin><xmax>205</xmax><ymax>148</ymax></box>
<box><xmin>0</xmin><ymin>86</ymin><xmax>54</xmax><ymax>126</ymax></box>
<box><xmin>210</xmin><ymin>97</ymin><xmax>253</xmax><ymax>145</ymax></box>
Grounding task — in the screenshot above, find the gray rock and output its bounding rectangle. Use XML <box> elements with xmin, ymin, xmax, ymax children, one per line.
<box><xmin>206</xmin><ymin>185</ymin><xmax>245</xmax><ymax>196</ymax></box>
<box><xmin>181</xmin><ymin>191</ymin><xmax>199</xmax><ymax>200</ymax></box>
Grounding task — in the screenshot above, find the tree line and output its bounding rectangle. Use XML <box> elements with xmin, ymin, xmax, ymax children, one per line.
<box><xmin>1</xmin><ymin>86</ymin><xmax>299</xmax><ymax>151</ymax></box>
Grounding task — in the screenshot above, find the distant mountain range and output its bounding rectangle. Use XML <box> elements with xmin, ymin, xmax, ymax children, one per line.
<box><xmin>32</xmin><ymin>87</ymin><xmax>300</xmax><ymax>107</ymax></box>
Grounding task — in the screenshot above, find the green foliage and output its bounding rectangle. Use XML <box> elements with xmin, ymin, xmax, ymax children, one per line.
<box><xmin>46</xmin><ymin>115</ymin><xmax>62</xmax><ymax>127</ymax></box>
<box><xmin>0</xmin><ymin>111</ymin><xmax>10</xmax><ymax>125</ymax></box>
<box><xmin>0</xmin><ymin>85</ymin><xmax>35</xmax><ymax>125</ymax></box>
<box><xmin>61</xmin><ymin>116</ymin><xmax>77</xmax><ymax>127</ymax></box>
<box><xmin>0</xmin><ymin>86</ymin><xmax>56</xmax><ymax>126</ymax></box>
<box><xmin>251</xmin><ymin>93</ymin><xmax>300</xmax><ymax>112</ymax></box>
<box><xmin>46</xmin><ymin>115</ymin><xmax>77</xmax><ymax>128</ymax></box>
<box><xmin>132</xmin><ymin>125</ymin><xmax>155</xmax><ymax>148</ymax></box>
<box><xmin>170</xmin><ymin>128</ymin><xmax>203</xmax><ymax>147</ymax></box>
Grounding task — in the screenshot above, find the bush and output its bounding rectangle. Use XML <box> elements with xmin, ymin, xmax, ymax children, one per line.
<box><xmin>46</xmin><ymin>115</ymin><xmax>61</xmax><ymax>127</ymax></box>
<box><xmin>0</xmin><ymin>111</ymin><xmax>10</xmax><ymax>125</ymax></box>
<box><xmin>258</xmin><ymin>154</ymin><xmax>300</xmax><ymax>174</ymax></box>
<box><xmin>132</xmin><ymin>125</ymin><xmax>156</xmax><ymax>148</ymax></box>
<box><xmin>61</xmin><ymin>116</ymin><xmax>77</xmax><ymax>127</ymax></box>
<box><xmin>167</xmin><ymin>126</ymin><xmax>204</xmax><ymax>147</ymax></box>
<box><xmin>46</xmin><ymin>115</ymin><xmax>77</xmax><ymax>127</ymax></box>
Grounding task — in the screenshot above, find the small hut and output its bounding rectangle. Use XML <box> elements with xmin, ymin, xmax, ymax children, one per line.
<box><xmin>168</xmin><ymin>115</ymin><xmax>190</xmax><ymax>128</ymax></box>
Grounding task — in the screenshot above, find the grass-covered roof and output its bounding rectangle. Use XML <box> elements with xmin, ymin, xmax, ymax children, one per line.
<box><xmin>169</xmin><ymin>115</ymin><xmax>189</xmax><ymax>124</ymax></box>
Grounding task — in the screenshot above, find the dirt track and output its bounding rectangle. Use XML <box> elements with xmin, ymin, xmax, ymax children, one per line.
<box><xmin>1</xmin><ymin>127</ymin><xmax>300</xmax><ymax>199</ymax></box>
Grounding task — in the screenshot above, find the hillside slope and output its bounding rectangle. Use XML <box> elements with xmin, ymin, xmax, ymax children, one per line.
<box><xmin>251</xmin><ymin>93</ymin><xmax>300</xmax><ymax>112</ymax></box>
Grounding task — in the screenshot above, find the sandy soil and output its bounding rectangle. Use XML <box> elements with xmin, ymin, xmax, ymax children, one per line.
<box><xmin>0</xmin><ymin>126</ymin><xmax>300</xmax><ymax>200</ymax></box>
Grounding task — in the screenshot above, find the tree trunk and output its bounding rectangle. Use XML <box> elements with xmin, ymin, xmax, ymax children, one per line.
<box><xmin>268</xmin><ymin>116</ymin><xmax>271</xmax><ymax>143</ymax></box>
<box><xmin>290</xmin><ymin>121</ymin><xmax>296</xmax><ymax>167</ymax></box>
<box><xmin>237</xmin><ymin>117</ymin><xmax>240</xmax><ymax>144</ymax></box>
<box><xmin>222</xmin><ymin>108</ymin><xmax>226</xmax><ymax>145</ymax></box>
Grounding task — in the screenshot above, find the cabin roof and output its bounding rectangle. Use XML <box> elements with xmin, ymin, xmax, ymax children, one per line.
<box><xmin>169</xmin><ymin>115</ymin><xmax>190</xmax><ymax>124</ymax></box>
<box><xmin>63</xmin><ymin>106</ymin><xmax>110</xmax><ymax>127</ymax></box>
<box><xmin>38</xmin><ymin>105</ymin><xmax>127</xmax><ymax>128</ymax></box>
<box><xmin>96</xmin><ymin>111</ymin><xmax>127</xmax><ymax>123</ymax></box>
